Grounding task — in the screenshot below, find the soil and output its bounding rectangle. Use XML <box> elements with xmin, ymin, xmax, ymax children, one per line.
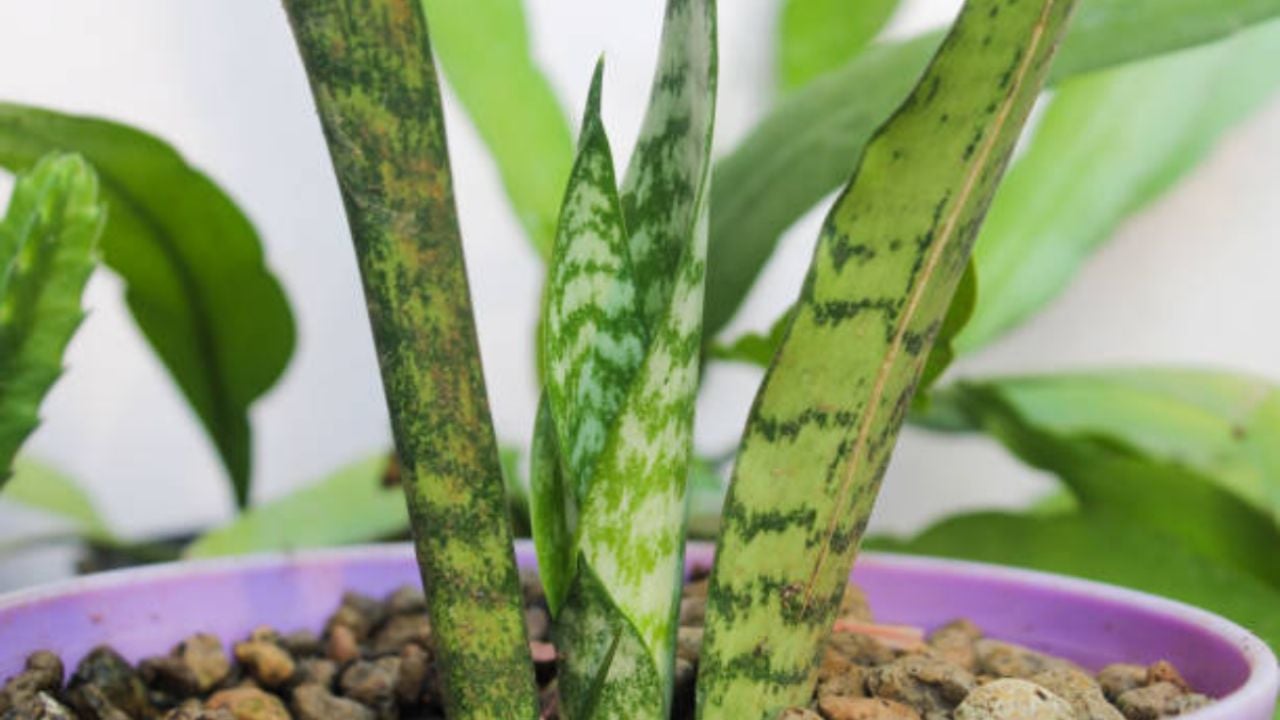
<box><xmin>0</xmin><ymin>568</ymin><xmax>1212</xmax><ymax>720</ymax></box>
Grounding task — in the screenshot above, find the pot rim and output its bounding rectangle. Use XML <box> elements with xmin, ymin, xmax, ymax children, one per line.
<box><xmin>1</xmin><ymin>541</ymin><xmax>1275</xmax><ymax>719</ymax></box>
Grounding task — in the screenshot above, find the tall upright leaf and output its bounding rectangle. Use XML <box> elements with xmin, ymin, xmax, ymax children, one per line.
<box><xmin>777</xmin><ymin>0</ymin><xmax>901</xmax><ymax>91</ymax></box>
<box><xmin>0</xmin><ymin>106</ymin><xmax>296</xmax><ymax>508</ymax></box>
<box><xmin>704</xmin><ymin>0</ymin><xmax>1280</xmax><ymax>337</ymax></box>
<box><xmin>698</xmin><ymin>1</ymin><xmax>1075</xmax><ymax>716</ymax></box>
<box><xmin>957</xmin><ymin>19</ymin><xmax>1280</xmax><ymax>350</ymax></box>
<box><xmin>422</xmin><ymin>0</ymin><xmax>574</xmax><ymax>258</ymax></box>
<box><xmin>0</xmin><ymin>154</ymin><xmax>104</xmax><ymax>486</ymax></box>
<box><xmin>282</xmin><ymin>2</ymin><xmax>537</xmax><ymax>718</ymax></box>
<box><xmin>533</xmin><ymin>2</ymin><xmax>717</xmax><ymax>716</ymax></box>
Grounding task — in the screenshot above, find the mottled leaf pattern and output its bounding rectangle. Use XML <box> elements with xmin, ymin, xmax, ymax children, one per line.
<box><xmin>535</xmin><ymin>1</ymin><xmax>717</xmax><ymax>716</ymax></box>
<box><xmin>704</xmin><ymin>0</ymin><xmax>1280</xmax><ymax>339</ymax></box>
<box><xmin>0</xmin><ymin>154</ymin><xmax>104</xmax><ymax>486</ymax></box>
<box><xmin>698</xmin><ymin>1</ymin><xmax>1076</xmax><ymax>717</ymax></box>
<box><xmin>282</xmin><ymin>2</ymin><xmax>538</xmax><ymax>718</ymax></box>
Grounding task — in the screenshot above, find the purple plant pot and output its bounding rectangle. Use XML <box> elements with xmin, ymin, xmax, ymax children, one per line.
<box><xmin>1</xmin><ymin>542</ymin><xmax>1275</xmax><ymax>718</ymax></box>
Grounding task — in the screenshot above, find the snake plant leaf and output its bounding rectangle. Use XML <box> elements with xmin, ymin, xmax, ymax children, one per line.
<box><xmin>867</xmin><ymin>510</ymin><xmax>1280</xmax><ymax>667</ymax></box>
<box><xmin>704</xmin><ymin>0</ymin><xmax>1280</xmax><ymax>338</ymax></box>
<box><xmin>185</xmin><ymin>455</ymin><xmax>403</xmax><ymax>558</ymax></box>
<box><xmin>957</xmin><ymin>19</ymin><xmax>1280</xmax><ymax>350</ymax></box>
<box><xmin>283</xmin><ymin>1</ymin><xmax>537</xmax><ymax>717</ymax></box>
<box><xmin>927</xmin><ymin>370</ymin><xmax>1280</xmax><ymax>539</ymax></box>
<box><xmin>778</xmin><ymin>0</ymin><xmax>901</xmax><ymax>92</ymax></box>
<box><xmin>3</xmin><ymin>457</ymin><xmax>111</xmax><ymax>541</ymax></box>
<box><xmin>0</xmin><ymin>153</ymin><xmax>104</xmax><ymax>486</ymax></box>
<box><xmin>530</xmin><ymin>399</ymin><xmax>574</xmax><ymax>613</ymax></box>
<box><xmin>543</xmin><ymin>62</ymin><xmax>649</xmax><ymax>505</ymax></box>
<box><xmin>698</xmin><ymin>1</ymin><xmax>1075</xmax><ymax>716</ymax></box>
<box><xmin>0</xmin><ymin>105</ymin><xmax>295</xmax><ymax>509</ymax></box>
<box><xmin>538</xmin><ymin>2</ymin><xmax>718</xmax><ymax>716</ymax></box>
<box><xmin>421</xmin><ymin>0</ymin><xmax>573</xmax><ymax>258</ymax></box>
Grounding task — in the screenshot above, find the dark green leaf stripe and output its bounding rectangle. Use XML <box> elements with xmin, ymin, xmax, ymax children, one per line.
<box><xmin>698</xmin><ymin>1</ymin><xmax>1075</xmax><ymax>717</ymax></box>
<box><xmin>0</xmin><ymin>105</ymin><xmax>296</xmax><ymax>508</ymax></box>
<box><xmin>282</xmin><ymin>2</ymin><xmax>537</xmax><ymax>718</ymax></box>
<box><xmin>0</xmin><ymin>154</ymin><xmax>104</xmax><ymax>486</ymax></box>
<box><xmin>705</xmin><ymin>0</ymin><xmax>1280</xmax><ymax>338</ymax></box>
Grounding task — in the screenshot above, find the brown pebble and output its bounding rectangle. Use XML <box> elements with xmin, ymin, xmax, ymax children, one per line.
<box><xmin>778</xmin><ymin>708</ymin><xmax>824</xmax><ymax>720</ymax></box>
<box><xmin>385</xmin><ymin>586</ymin><xmax>426</xmax><ymax>616</ymax></box>
<box><xmin>279</xmin><ymin>630</ymin><xmax>322</xmax><ymax>658</ymax></box>
<box><xmin>1115</xmin><ymin>681</ymin><xmax>1211</xmax><ymax>720</ymax></box>
<box><xmin>296</xmin><ymin>658</ymin><xmax>338</xmax><ymax>689</ymax></box>
<box><xmin>676</xmin><ymin>626</ymin><xmax>703</xmax><ymax>663</ymax></box>
<box><xmin>139</xmin><ymin>654</ymin><xmax>202</xmax><ymax>698</ymax></box>
<box><xmin>176</xmin><ymin>634</ymin><xmax>231</xmax><ymax>692</ymax></box>
<box><xmin>67</xmin><ymin>646</ymin><xmax>152</xmax><ymax>718</ymax></box>
<box><xmin>162</xmin><ymin>699</ymin><xmax>236</xmax><ymax>719</ymax></box>
<box><xmin>525</xmin><ymin>605</ymin><xmax>551</xmax><ymax>642</ymax></box>
<box><xmin>339</xmin><ymin>657</ymin><xmax>399</xmax><ymax>712</ymax></box>
<box><xmin>974</xmin><ymin>639</ymin><xmax>1073</xmax><ymax>679</ymax></box>
<box><xmin>73</xmin><ymin>684</ymin><xmax>131</xmax><ymax>720</ymax></box>
<box><xmin>327</xmin><ymin>624</ymin><xmax>361</xmax><ymax>664</ymax></box>
<box><xmin>233</xmin><ymin>641</ymin><xmax>296</xmax><ymax>688</ymax></box>
<box><xmin>1097</xmin><ymin>663</ymin><xmax>1147</xmax><ymax>700</ymax></box>
<box><xmin>1145</xmin><ymin>660</ymin><xmax>1190</xmax><ymax>691</ymax></box>
<box><xmin>291</xmin><ymin>682</ymin><xmax>374</xmax><ymax>720</ymax></box>
<box><xmin>679</xmin><ymin>596</ymin><xmax>706</xmax><ymax>626</ymax></box>
<box><xmin>206</xmin><ymin>686</ymin><xmax>290</xmax><ymax>720</ymax></box>
<box><xmin>818</xmin><ymin>695</ymin><xmax>922</xmax><ymax>720</ymax></box>
<box><xmin>954</xmin><ymin>678</ymin><xmax>1075</xmax><ymax>719</ymax></box>
<box><xmin>395</xmin><ymin>644</ymin><xmax>430</xmax><ymax>706</ymax></box>
<box><xmin>866</xmin><ymin>655</ymin><xmax>974</xmax><ymax>713</ymax></box>
<box><xmin>926</xmin><ymin>620</ymin><xmax>982</xmax><ymax>671</ymax></box>
<box><xmin>817</xmin><ymin>668</ymin><xmax>867</xmax><ymax>701</ymax></box>
<box><xmin>1030</xmin><ymin>665</ymin><xmax>1124</xmax><ymax>720</ymax></box>
<box><xmin>371</xmin><ymin>613</ymin><xmax>432</xmax><ymax>654</ymax></box>
<box><xmin>5</xmin><ymin>691</ymin><xmax>78</xmax><ymax>719</ymax></box>
<box><xmin>829</xmin><ymin>631</ymin><xmax>897</xmax><ymax>667</ymax></box>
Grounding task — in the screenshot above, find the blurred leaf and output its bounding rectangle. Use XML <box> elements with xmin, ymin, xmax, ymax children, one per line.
<box><xmin>925</xmin><ymin>371</ymin><xmax>1280</xmax><ymax>587</ymax></box>
<box><xmin>958</xmin><ymin>20</ymin><xmax>1280</xmax><ymax>351</ymax></box>
<box><xmin>705</xmin><ymin>1</ymin><xmax>1280</xmax><ymax>338</ymax></box>
<box><xmin>687</xmin><ymin>456</ymin><xmax>726</xmax><ymax>539</ymax></box>
<box><xmin>3</xmin><ymin>457</ymin><xmax>110</xmax><ymax>539</ymax></box>
<box><xmin>868</xmin><ymin>510</ymin><xmax>1280</xmax><ymax>660</ymax></box>
<box><xmin>185</xmin><ymin>455</ymin><xmax>401</xmax><ymax>558</ymax></box>
<box><xmin>0</xmin><ymin>105</ymin><xmax>296</xmax><ymax>508</ymax></box>
<box><xmin>707</xmin><ymin>308</ymin><xmax>791</xmax><ymax>367</ymax></box>
<box><xmin>423</xmin><ymin>0</ymin><xmax>574</xmax><ymax>259</ymax></box>
<box><xmin>916</xmin><ymin>261</ymin><xmax>976</xmax><ymax>396</ymax></box>
<box><xmin>701</xmin><ymin>0</ymin><xmax>1073</xmax><ymax>712</ymax></box>
<box><xmin>777</xmin><ymin>0</ymin><xmax>900</xmax><ymax>91</ymax></box>
<box><xmin>0</xmin><ymin>153</ymin><xmax>103</xmax><ymax>485</ymax></box>
<box><xmin>500</xmin><ymin>444</ymin><xmax>531</xmax><ymax>538</ymax></box>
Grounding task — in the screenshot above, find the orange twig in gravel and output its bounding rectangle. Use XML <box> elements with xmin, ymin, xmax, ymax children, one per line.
<box><xmin>832</xmin><ymin>618</ymin><xmax>927</xmax><ymax>651</ymax></box>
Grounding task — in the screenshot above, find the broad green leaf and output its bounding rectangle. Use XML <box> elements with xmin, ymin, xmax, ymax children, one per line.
<box><xmin>3</xmin><ymin>457</ymin><xmax>110</xmax><ymax>539</ymax></box>
<box><xmin>283</xmin><ymin>1</ymin><xmax>538</xmax><ymax>716</ymax></box>
<box><xmin>867</xmin><ymin>510</ymin><xmax>1280</xmax><ymax>667</ymax></box>
<box><xmin>958</xmin><ymin>20</ymin><xmax>1280</xmax><ymax>350</ymax></box>
<box><xmin>704</xmin><ymin>0</ymin><xmax>1280</xmax><ymax>338</ymax></box>
<box><xmin>0</xmin><ymin>106</ymin><xmax>296</xmax><ymax>508</ymax></box>
<box><xmin>185</xmin><ymin>455</ymin><xmax>402</xmax><ymax>558</ymax></box>
<box><xmin>698</xmin><ymin>1</ymin><xmax>1075</xmax><ymax>715</ymax></box>
<box><xmin>931</xmin><ymin>370</ymin><xmax>1280</xmax><ymax>532</ymax></box>
<box><xmin>538</xmin><ymin>2</ymin><xmax>719</xmax><ymax>715</ymax></box>
<box><xmin>0</xmin><ymin>153</ymin><xmax>104</xmax><ymax>485</ymax></box>
<box><xmin>925</xmin><ymin>378</ymin><xmax>1280</xmax><ymax>587</ymax></box>
<box><xmin>422</xmin><ymin>0</ymin><xmax>574</xmax><ymax>258</ymax></box>
<box><xmin>777</xmin><ymin>0</ymin><xmax>900</xmax><ymax>92</ymax></box>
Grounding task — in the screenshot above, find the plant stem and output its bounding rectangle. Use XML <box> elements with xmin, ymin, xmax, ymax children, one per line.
<box><xmin>281</xmin><ymin>1</ymin><xmax>537</xmax><ymax>717</ymax></box>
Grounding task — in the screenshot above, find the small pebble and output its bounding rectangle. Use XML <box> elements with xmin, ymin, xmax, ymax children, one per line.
<box><xmin>233</xmin><ymin>641</ymin><xmax>295</xmax><ymax>688</ymax></box>
<box><xmin>867</xmin><ymin>655</ymin><xmax>974</xmax><ymax>713</ymax></box>
<box><xmin>206</xmin><ymin>687</ymin><xmax>290</xmax><ymax>720</ymax></box>
<box><xmin>1030</xmin><ymin>665</ymin><xmax>1123</xmax><ymax>720</ymax></box>
<box><xmin>1115</xmin><ymin>681</ymin><xmax>1211</xmax><ymax>720</ymax></box>
<box><xmin>1097</xmin><ymin>663</ymin><xmax>1148</xmax><ymax>701</ymax></box>
<box><xmin>326</xmin><ymin>625</ymin><xmax>361</xmax><ymax>664</ymax></box>
<box><xmin>954</xmin><ymin>678</ymin><xmax>1075</xmax><ymax>720</ymax></box>
<box><xmin>818</xmin><ymin>696</ymin><xmax>922</xmax><ymax>720</ymax></box>
<box><xmin>291</xmin><ymin>683</ymin><xmax>374</xmax><ymax>720</ymax></box>
<box><xmin>176</xmin><ymin>635</ymin><xmax>231</xmax><ymax>693</ymax></box>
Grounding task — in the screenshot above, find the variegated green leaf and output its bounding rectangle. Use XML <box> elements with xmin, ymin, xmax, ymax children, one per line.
<box><xmin>536</xmin><ymin>1</ymin><xmax>718</xmax><ymax>716</ymax></box>
<box><xmin>282</xmin><ymin>2</ymin><xmax>537</xmax><ymax>717</ymax></box>
<box><xmin>530</xmin><ymin>399</ymin><xmax>574</xmax><ymax>614</ymax></box>
<box><xmin>543</xmin><ymin>62</ymin><xmax>649</xmax><ymax>505</ymax></box>
<box><xmin>698</xmin><ymin>1</ymin><xmax>1076</xmax><ymax>717</ymax></box>
<box><xmin>0</xmin><ymin>153</ymin><xmax>104</xmax><ymax>486</ymax></box>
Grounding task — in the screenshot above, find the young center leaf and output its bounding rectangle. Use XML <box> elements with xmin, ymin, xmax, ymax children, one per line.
<box><xmin>0</xmin><ymin>106</ymin><xmax>295</xmax><ymax>508</ymax></box>
<box><xmin>698</xmin><ymin>1</ymin><xmax>1076</xmax><ymax>717</ymax></box>
<box><xmin>0</xmin><ymin>153</ymin><xmax>104</xmax><ymax>486</ymax></box>
<box><xmin>282</xmin><ymin>1</ymin><xmax>538</xmax><ymax>717</ymax></box>
<box><xmin>535</xmin><ymin>2</ymin><xmax>718</xmax><ymax>716</ymax></box>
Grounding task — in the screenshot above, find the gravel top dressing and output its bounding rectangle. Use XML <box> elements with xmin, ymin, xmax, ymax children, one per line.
<box><xmin>0</xmin><ymin>567</ymin><xmax>1211</xmax><ymax>720</ymax></box>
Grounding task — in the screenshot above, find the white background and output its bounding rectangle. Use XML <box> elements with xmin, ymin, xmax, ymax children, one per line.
<box><xmin>0</xmin><ymin>1</ymin><xmax>1277</xmax><ymax>589</ymax></box>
